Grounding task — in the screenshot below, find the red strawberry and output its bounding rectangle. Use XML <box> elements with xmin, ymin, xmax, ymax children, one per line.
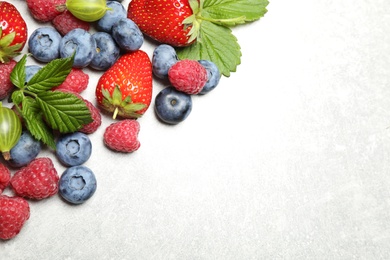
<box><xmin>103</xmin><ymin>119</ymin><xmax>140</xmax><ymax>153</ymax></box>
<box><xmin>52</xmin><ymin>10</ymin><xmax>90</xmax><ymax>36</ymax></box>
<box><xmin>168</xmin><ymin>59</ymin><xmax>208</xmax><ymax>95</ymax></box>
<box><xmin>128</xmin><ymin>0</ymin><xmax>196</xmax><ymax>47</ymax></box>
<box><xmin>0</xmin><ymin>2</ymin><xmax>27</xmax><ymax>63</ymax></box>
<box><xmin>0</xmin><ymin>163</ymin><xmax>10</xmax><ymax>193</ymax></box>
<box><xmin>0</xmin><ymin>59</ymin><xmax>16</xmax><ymax>99</ymax></box>
<box><xmin>0</xmin><ymin>195</ymin><xmax>30</xmax><ymax>240</ymax></box>
<box><xmin>53</xmin><ymin>68</ymin><xmax>89</xmax><ymax>94</ymax></box>
<box><xmin>95</xmin><ymin>50</ymin><xmax>153</xmax><ymax>119</ymax></box>
<box><xmin>10</xmin><ymin>157</ymin><xmax>59</xmax><ymax>200</ymax></box>
<box><xmin>26</xmin><ymin>0</ymin><xmax>65</xmax><ymax>22</ymax></box>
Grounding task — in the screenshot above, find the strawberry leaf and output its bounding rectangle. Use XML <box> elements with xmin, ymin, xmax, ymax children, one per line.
<box><xmin>26</xmin><ymin>54</ymin><xmax>74</xmax><ymax>93</ymax></box>
<box><xmin>22</xmin><ymin>97</ymin><xmax>56</xmax><ymax>149</ymax></box>
<box><xmin>35</xmin><ymin>91</ymin><xmax>92</xmax><ymax>133</ymax></box>
<box><xmin>177</xmin><ymin>21</ymin><xmax>241</xmax><ymax>77</ymax></box>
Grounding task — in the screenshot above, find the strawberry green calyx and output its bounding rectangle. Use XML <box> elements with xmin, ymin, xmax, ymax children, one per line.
<box><xmin>0</xmin><ymin>28</ymin><xmax>23</xmax><ymax>63</ymax></box>
<box><xmin>102</xmin><ymin>85</ymin><xmax>146</xmax><ymax>120</ymax></box>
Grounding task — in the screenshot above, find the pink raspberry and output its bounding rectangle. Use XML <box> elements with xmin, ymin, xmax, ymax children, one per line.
<box><xmin>0</xmin><ymin>195</ymin><xmax>30</xmax><ymax>240</ymax></box>
<box><xmin>103</xmin><ymin>119</ymin><xmax>140</xmax><ymax>153</ymax></box>
<box><xmin>0</xmin><ymin>163</ymin><xmax>11</xmax><ymax>194</ymax></box>
<box><xmin>53</xmin><ymin>68</ymin><xmax>89</xmax><ymax>93</ymax></box>
<box><xmin>10</xmin><ymin>157</ymin><xmax>59</xmax><ymax>200</ymax></box>
<box><xmin>168</xmin><ymin>59</ymin><xmax>208</xmax><ymax>95</ymax></box>
<box><xmin>0</xmin><ymin>60</ymin><xmax>17</xmax><ymax>100</ymax></box>
<box><xmin>79</xmin><ymin>98</ymin><xmax>102</xmax><ymax>134</ymax></box>
<box><xmin>26</xmin><ymin>0</ymin><xmax>66</xmax><ymax>22</ymax></box>
<box><xmin>52</xmin><ymin>10</ymin><xmax>90</xmax><ymax>36</ymax></box>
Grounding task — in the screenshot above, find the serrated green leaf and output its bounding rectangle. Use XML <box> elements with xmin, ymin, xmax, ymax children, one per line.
<box><xmin>35</xmin><ymin>91</ymin><xmax>92</xmax><ymax>133</ymax></box>
<box><xmin>10</xmin><ymin>54</ymin><xmax>27</xmax><ymax>89</ymax></box>
<box><xmin>202</xmin><ymin>0</ymin><xmax>269</xmax><ymax>26</ymax></box>
<box><xmin>177</xmin><ymin>21</ymin><xmax>241</xmax><ymax>77</ymax></box>
<box><xmin>26</xmin><ymin>55</ymin><xmax>74</xmax><ymax>93</ymax></box>
<box><xmin>21</xmin><ymin>97</ymin><xmax>56</xmax><ymax>149</ymax></box>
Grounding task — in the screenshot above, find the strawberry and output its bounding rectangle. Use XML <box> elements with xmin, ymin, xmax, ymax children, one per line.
<box><xmin>0</xmin><ymin>163</ymin><xmax>10</xmax><ymax>193</ymax></box>
<box><xmin>127</xmin><ymin>0</ymin><xmax>197</xmax><ymax>47</ymax></box>
<box><xmin>26</xmin><ymin>0</ymin><xmax>65</xmax><ymax>22</ymax></box>
<box><xmin>10</xmin><ymin>157</ymin><xmax>59</xmax><ymax>200</ymax></box>
<box><xmin>0</xmin><ymin>59</ymin><xmax>16</xmax><ymax>99</ymax></box>
<box><xmin>0</xmin><ymin>2</ymin><xmax>27</xmax><ymax>63</ymax></box>
<box><xmin>168</xmin><ymin>59</ymin><xmax>208</xmax><ymax>95</ymax></box>
<box><xmin>0</xmin><ymin>195</ymin><xmax>30</xmax><ymax>240</ymax></box>
<box><xmin>103</xmin><ymin>119</ymin><xmax>140</xmax><ymax>153</ymax></box>
<box><xmin>95</xmin><ymin>50</ymin><xmax>153</xmax><ymax>119</ymax></box>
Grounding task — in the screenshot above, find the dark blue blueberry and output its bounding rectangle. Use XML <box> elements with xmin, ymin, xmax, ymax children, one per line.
<box><xmin>152</xmin><ymin>44</ymin><xmax>179</xmax><ymax>79</ymax></box>
<box><xmin>28</xmin><ymin>27</ymin><xmax>62</xmax><ymax>63</ymax></box>
<box><xmin>59</xmin><ymin>165</ymin><xmax>97</xmax><ymax>205</ymax></box>
<box><xmin>56</xmin><ymin>132</ymin><xmax>92</xmax><ymax>166</ymax></box>
<box><xmin>198</xmin><ymin>60</ymin><xmax>221</xmax><ymax>95</ymax></box>
<box><xmin>59</xmin><ymin>28</ymin><xmax>97</xmax><ymax>68</ymax></box>
<box><xmin>96</xmin><ymin>1</ymin><xmax>127</xmax><ymax>33</ymax></box>
<box><xmin>8</xmin><ymin>130</ymin><xmax>41</xmax><ymax>168</ymax></box>
<box><xmin>90</xmin><ymin>32</ymin><xmax>120</xmax><ymax>71</ymax></box>
<box><xmin>25</xmin><ymin>65</ymin><xmax>42</xmax><ymax>83</ymax></box>
<box><xmin>155</xmin><ymin>86</ymin><xmax>192</xmax><ymax>124</ymax></box>
<box><xmin>111</xmin><ymin>18</ymin><xmax>143</xmax><ymax>52</ymax></box>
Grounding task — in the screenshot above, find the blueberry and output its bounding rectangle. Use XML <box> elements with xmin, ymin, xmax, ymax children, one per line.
<box><xmin>25</xmin><ymin>65</ymin><xmax>42</xmax><ymax>83</ymax></box>
<box><xmin>111</xmin><ymin>18</ymin><xmax>143</xmax><ymax>52</ymax></box>
<box><xmin>8</xmin><ymin>130</ymin><xmax>41</xmax><ymax>168</ymax></box>
<box><xmin>152</xmin><ymin>44</ymin><xmax>179</xmax><ymax>79</ymax></box>
<box><xmin>90</xmin><ymin>32</ymin><xmax>120</xmax><ymax>71</ymax></box>
<box><xmin>56</xmin><ymin>132</ymin><xmax>92</xmax><ymax>166</ymax></box>
<box><xmin>59</xmin><ymin>28</ymin><xmax>97</xmax><ymax>68</ymax></box>
<box><xmin>59</xmin><ymin>165</ymin><xmax>97</xmax><ymax>204</ymax></box>
<box><xmin>96</xmin><ymin>1</ymin><xmax>127</xmax><ymax>33</ymax></box>
<box><xmin>28</xmin><ymin>27</ymin><xmax>62</xmax><ymax>63</ymax></box>
<box><xmin>155</xmin><ymin>86</ymin><xmax>192</xmax><ymax>124</ymax></box>
<box><xmin>198</xmin><ymin>60</ymin><xmax>221</xmax><ymax>95</ymax></box>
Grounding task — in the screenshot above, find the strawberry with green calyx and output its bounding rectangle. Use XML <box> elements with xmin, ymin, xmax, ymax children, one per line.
<box><xmin>96</xmin><ymin>50</ymin><xmax>153</xmax><ymax>119</ymax></box>
<box><xmin>9</xmin><ymin>54</ymin><xmax>93</xmax><ymax>150</ymax></box>
<box><xmin>128</xmin><ymin>0</ymin><xmax>269</xmax><ymax>77</ymax></box>
<box><xmin>0</xmin><ymin>1</ymin><xmax>27</xmax><ymax>63</ymax></box>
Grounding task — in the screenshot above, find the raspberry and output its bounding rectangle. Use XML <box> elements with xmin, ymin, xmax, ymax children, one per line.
<box><xmin>53</xmin><ymin>68</ymin><xmax>89</xmax><ymax>93</ymax></box>
<box><xmin>79</xmin><ymin>98</ymin><xmax>102</xmax><ymax>134</ymax></box>
<box><xmin>0</xmin><ymin>163</ymin><xmax>11</xmax><ymax>193</ymax></box>
<box><xmin>168</xmin><ymin>59</ymin><xmax>208</xmax><ymax>95</ymax></box>
<box><xmin>10</xmin><ymin>157</ymin><xmax>59</xmax><ymax>200</ymax></box>
<box><xmin>0</xmin><ymin>60</ymin><xmax>17</xmax><ymax>100</ymax></box>
<box><xmin>0</xmin><ymin>195</ymin><xmax>30</xmax><ymax>240</ymax></box>
<box><xmin>26</xmin><ymin>0</ymin><xmax>66</xmax><ymax>22</ymax></box>
<box><xmin>52</xmin><ymin>10</ymin><xmax>90</xmax><ymax>36</ymax></box>
<box><xmin>103</xmin><ymin>119</ymin><xmax>140</xmax><ymax>153</ymax></box>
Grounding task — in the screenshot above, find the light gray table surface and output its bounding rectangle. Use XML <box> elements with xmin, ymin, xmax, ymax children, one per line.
<box><xmin>2</xmin><ymin>0</ymin><xmax>390</xmax><ymax>259</ymax></box>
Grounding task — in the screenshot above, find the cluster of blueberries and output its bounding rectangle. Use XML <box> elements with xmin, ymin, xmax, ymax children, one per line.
<box><xmin>28</xmin><ymin>1</ymin><xmax>142</xmax><ymax>70</ymax></box>
<box><xmin>8</xmin><ymin>130</ymin><xmax>96</xmax><ymax>204</ymax></box>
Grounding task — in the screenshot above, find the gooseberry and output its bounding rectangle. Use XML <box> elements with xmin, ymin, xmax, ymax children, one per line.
<box><xmin>61</xmin><ymin>0</ymin><xmax>111</xmax><ymax>22</ymax></box>
<box><xmin>0</xmin><ymin>103</ymin><xmax>22</xmax><ymax>160</ymax></box>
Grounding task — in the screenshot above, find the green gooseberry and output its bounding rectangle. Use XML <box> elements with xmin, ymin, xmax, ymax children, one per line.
<box><xmin>64</xmin><ymin>0</ymin><xmax>111</xmax><ymax>22</ymax></box>
<box><xmin>0</xmin><ymin>103</ymin><xmax>22</xmax><ymax>160</ymax></box>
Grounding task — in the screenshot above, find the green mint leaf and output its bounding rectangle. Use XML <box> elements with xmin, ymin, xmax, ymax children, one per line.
<box><xmin>201</xmin><ymin>0</ymin><xmax>269</xmax><ymax>26</ymax></box>
<box><xmin>26</xmin><ymin>54</ymin><xmax>74</xmax><ymax>93</ymax></box>
<box><xmin>21</xmin><ymin>97</ymin><xmax>56</xmax><ymax>149</ymax></box>
<box><xmin>177</xmin><ymin>21</ymin><xmax>241</xmax><ymax>77</ymax></box>
<box><xmin>10</xmin><ymin>54</ymin><xmax>27</xmax><ymax>89</ymax></box>
<box><xmin>35</xmin><ymin>91</ymin><xmax>92</xmax><ymax>133</ymax></box>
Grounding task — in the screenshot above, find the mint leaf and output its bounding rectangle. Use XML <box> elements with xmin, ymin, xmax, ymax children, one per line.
<box><xmin>177</xmin><ymin>21</ymin><xmax>241</xmax><ymax>77</ymax></box>
<box><xmin>202</xmin><ymin>0</ymin><xmax>269</xmax><ymax>26</ymax></box>
<box><xmin>10</xmin><ymin>54</ymin><xmax>27</xmax><ymax>89</ymax></box>
<box><xmin>26</xmin><ymin>54</ymin><xmax>74</xmax><ymax>93</ymax></box>
<box><xmin>22</xmin><ymin>97</ymin><xmax>56</xmax><ymax>149</ymax></box>
<box><xmin>35</xmin><ymin>91</ymin><xmax>92</xmax><ymax>133</ymax></box>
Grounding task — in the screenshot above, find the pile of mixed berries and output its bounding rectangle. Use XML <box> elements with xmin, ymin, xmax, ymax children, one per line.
<box><xmin>0</xmin><ymin>0</ymin><xmax>221</xmax><ymax>240</ymax></box>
